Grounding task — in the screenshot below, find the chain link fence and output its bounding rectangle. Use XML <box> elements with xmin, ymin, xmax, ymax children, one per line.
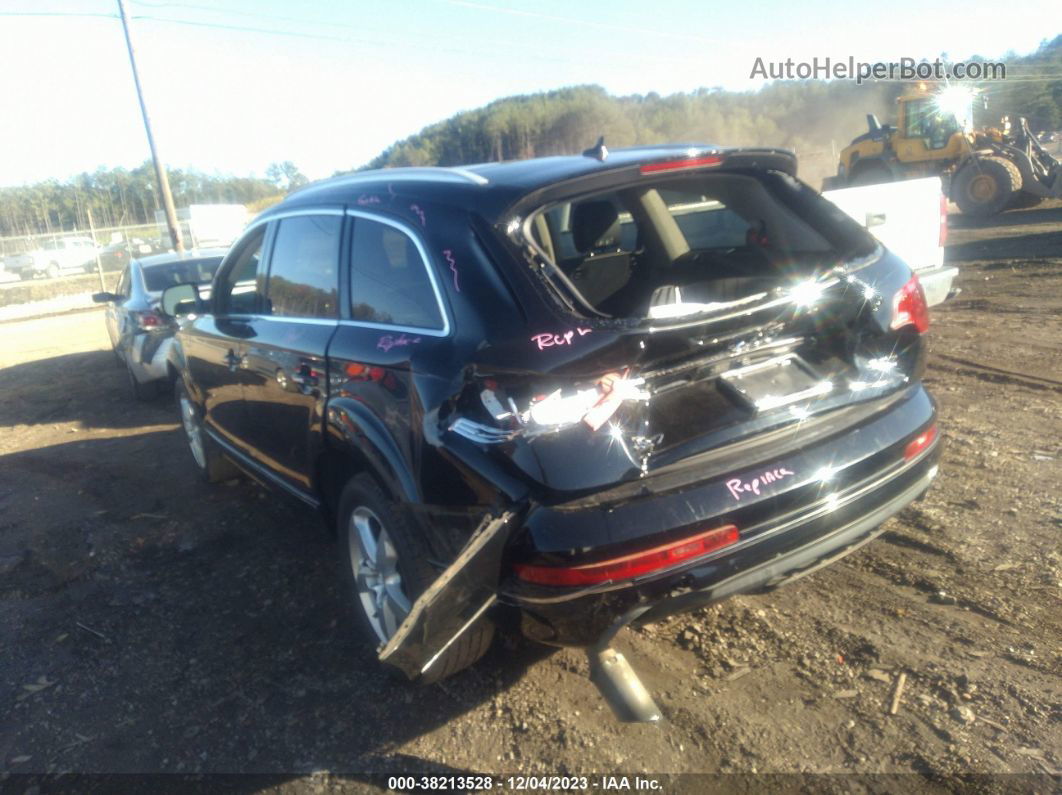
<box><xmin>0</xmin><ymin>202</ymin><xmax>250</xmax><ymax>320</ymax></box>
<box><xmin>0</xmin><ymin>216</ymin><xmax>238</xmax><ymax>320</ymax></box>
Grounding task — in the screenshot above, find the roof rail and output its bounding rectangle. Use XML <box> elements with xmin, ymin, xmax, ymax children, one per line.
<box><xmin>292</xmin><ymin>166</ymin><xmax>489</xmax><ymax>198</ymax></box>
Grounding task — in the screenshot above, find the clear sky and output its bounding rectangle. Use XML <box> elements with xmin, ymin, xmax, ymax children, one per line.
<box><xmin>1</xmin><ymin>0</ymin><xmax>1056</xmax><ymax>186</ymax></box>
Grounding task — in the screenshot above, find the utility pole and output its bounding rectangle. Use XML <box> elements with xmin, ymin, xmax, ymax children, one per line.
<box><xmin>116</xmin><ymin>0</ymin><xmax>183</xmax><ymax>252</ymax></box>
<box><xmin>87</xmin><ymin>207</ymin><xmax>105</xmax><ymax>293</ymax></box>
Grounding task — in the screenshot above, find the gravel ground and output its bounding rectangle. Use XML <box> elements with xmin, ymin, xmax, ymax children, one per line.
<box><xmin>0</xmin><ymin>204</ymin><xmax>1059</xmax><ymax>790</ymax></box>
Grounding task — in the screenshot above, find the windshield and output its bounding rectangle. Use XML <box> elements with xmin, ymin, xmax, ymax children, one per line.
<box><xmin>526</xmin><ymin>170</ymin><xmax>876</xmax><ymax>321</ymax></box>
<box><xmin>142</xmin><ymin>256</ymin><xmax>223</xmax><ymax>293</ymax></box>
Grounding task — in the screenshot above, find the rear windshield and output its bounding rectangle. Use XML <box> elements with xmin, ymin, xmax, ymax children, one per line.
<box><xmin>142</xmin><ymin>256</ymin><xmax>223</xmax><ymax>293</ymax></box>
<box><xmin>526</xmin><ymin>170</ymin><xmax>876</xmax><ymax>320</ymax></box>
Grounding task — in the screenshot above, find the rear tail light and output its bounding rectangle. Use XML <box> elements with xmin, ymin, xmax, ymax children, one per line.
<box><xmin>938</xmin><ymin>194</ymin><xmax>948</xmax><ymax>247</ymax></box>
<box><xmin>639</xmin><ymin>155</ymin><xmax>723</xmax><ymax>175</ymax></box>
<box><xmin>904</xmin><ymin>423</ymin><xmax>937</xmax><ymax>460</ymax></box>
<box><xmin>890</xmin><ymin>274</ymin><xmax>929</xmax><ymax>333</ymax></box>
<box><xmin>514</xmin><ymin>524</ymin><xmax>739</xmax><ymax>586</ymax></box>
<box><xmin>136</xmin><ymin>310</ymin><xmax>164</xmax><ymax>330</ymax></box>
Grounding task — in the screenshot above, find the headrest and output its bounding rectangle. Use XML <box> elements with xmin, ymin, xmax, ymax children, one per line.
<box><xmin>571</xmin><ymin>200</ymin><xmax>620</xmax><ymax>253</ymax></box>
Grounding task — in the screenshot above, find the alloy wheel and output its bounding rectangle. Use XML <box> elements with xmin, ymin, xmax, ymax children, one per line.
<box><xmin>178</xmin><ymin>393</ymin><xmax>207</xmax><ymax>469</ymax></box>
<box><xmin>348</xmin><ymin>506</ymin><xmax>411</xmax><ymax>643</ymax></box>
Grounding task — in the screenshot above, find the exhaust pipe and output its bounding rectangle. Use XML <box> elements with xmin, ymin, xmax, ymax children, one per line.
<box><xmin>586</xmin><ymin>606</ymin><xmax>662</xmax><ymax>723</ymax></box>
<box><xmin>589</xmin><ymin>646</ymin><xmax>662</xmax><ymax>723</ymax></box>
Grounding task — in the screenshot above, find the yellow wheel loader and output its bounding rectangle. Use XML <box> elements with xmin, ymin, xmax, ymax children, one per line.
<box><xmin>823</xmin><ymin>86</ymin><xmax>1062</xmax><ymax>216</ymax></box>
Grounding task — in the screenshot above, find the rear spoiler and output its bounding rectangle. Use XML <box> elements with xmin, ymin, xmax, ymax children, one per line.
<box><xmin>636</xmin><ymin>148</ymin><xmax>798</xmax><ymax>178</ymax></box>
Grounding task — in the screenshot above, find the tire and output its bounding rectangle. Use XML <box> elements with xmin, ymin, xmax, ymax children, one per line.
<box><xmin>952</xmin><ymin>156</ymin><xmax>1020</xmax><ymax>217</ymax></box>
<box><xmin>175</xmin><ymin>378</ymin><xmax>239</xmax><ymax>483</ymax></box>
<box><xmin>850</xmin><ymin>164</ymin><xmax>893</xmax><ymax>187</ymax></box>
<box><xmin>336</xmin><ymin>474</ymin><xmax>493</xmax><ymax>684</ymax></box>
<box><xmin>46</xmin><ymin>263</ymin><xmax>59</xmax><ymax>279</ymax></box>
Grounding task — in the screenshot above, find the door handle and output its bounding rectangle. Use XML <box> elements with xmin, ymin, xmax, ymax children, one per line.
<box><xmin>290</xmin><ymin>364</ymin><xmax>320</xmax><ymax>396</ymax></box>
<box><xmin>224</xmin><ymin>350</ymin><xmax>243</xmax><ymax>371</ymax></box>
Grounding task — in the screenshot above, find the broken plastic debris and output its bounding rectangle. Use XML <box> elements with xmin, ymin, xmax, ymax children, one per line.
<box><xmin>523</xmin><ymin>371</ymin><xmax>648</xmax><ymax>432</ymax></box>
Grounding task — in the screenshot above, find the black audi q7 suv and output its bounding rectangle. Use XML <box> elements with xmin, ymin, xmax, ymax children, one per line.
<box><xmin>163</xmin><ymin>145</ymin><xmax>939</xmax><ymax>717</ymax></box>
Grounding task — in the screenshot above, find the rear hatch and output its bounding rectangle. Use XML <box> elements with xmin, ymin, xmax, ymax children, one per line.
<box><xmin>445</xmin><ymin>150</ymin><xmax>929</xmax><ymax>497</ymax></box>
<box><xmin>386</xmin><ymin>149</ymin><xmax>933</xmax><ymax>680</ymax></box>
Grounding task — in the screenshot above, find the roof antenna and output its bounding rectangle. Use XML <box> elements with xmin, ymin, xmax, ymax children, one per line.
<box><xmin>583</xmin><ymin>136</ymin><xmax>608</xmax><ymax>162</ymax></box>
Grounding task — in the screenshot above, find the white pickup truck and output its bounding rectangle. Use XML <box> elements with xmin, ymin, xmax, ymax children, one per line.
<box><xmin>7</xmin><ymin>236</ymin><xmax>100</xmax><ymax>280</ymax></box>
<box><xmin>822</xmin><ymin>176</ymin><xmax>957</xmax><ymax>306</ymax></box>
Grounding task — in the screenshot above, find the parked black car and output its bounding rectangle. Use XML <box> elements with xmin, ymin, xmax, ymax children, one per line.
<box><xmin>97</xmin><ymin>238</ymin><xmax>160</xmax><ymax>272</ymax></box>
<box><xmin>163</xmin><ymin>145</ymin><xmax>939</xmax><ymax>717</ymax></box>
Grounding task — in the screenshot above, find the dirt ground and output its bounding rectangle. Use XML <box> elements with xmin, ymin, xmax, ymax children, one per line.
<box><xmin>0</xmin><ymin>204</ymin><xmax>1059</xmax><ymax>789</ymax></box>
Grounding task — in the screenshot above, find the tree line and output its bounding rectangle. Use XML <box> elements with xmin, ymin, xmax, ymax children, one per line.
<box><xmin>0</xmin><ymin>162</ymin><xmax>293</xmax><ymax>240</ymax></box>
<box><xmin>3</xmin><ymin>37</ymin><xmax>1056</xmax><ymax>240</ymax></box>
<box><xmin>974</xmin><ymin>36</ymin><xmax>1062</xmax><ymax>132</ymax></box>
<box><xmin>354</xmin><ymin>37</ymin><xmax>1060</xmax><ymax>174</ymax></box>
<box><xmin>356</xmin><ymin>81</ymin><xmax>905</xmax><ymax>173</ymax></box>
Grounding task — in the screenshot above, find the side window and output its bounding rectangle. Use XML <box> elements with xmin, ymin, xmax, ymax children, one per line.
<box><xmin>349</xmin><ymin>217</ymin><xmax>443</xmax><ymax>330</ymax></box>
<box><xmin>216</xmin><ymin>226</ymin><xmax>266</xmax><ymax>315</ymax></box>
<box><xmin>264</xmin><ymin>215</ymin><xmax>341</xmax><ymax>318</ymax></box>
<box><xmin>905</xmin><ymin>100</ymin><xmax>929</xmax><ymax>138</ymax></box>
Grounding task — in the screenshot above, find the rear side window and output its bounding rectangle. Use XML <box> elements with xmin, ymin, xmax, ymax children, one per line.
<box><xmin>264</xmin><ymin>215</ymin><xmax>341</xmax><ymax>318</ymax></box>
<box><xmin>349</xmin><ymin>217</ymin><xmax>443</xmax><ymax>330</ymax></box>
<box><xmin>142</xmin><ymin>257</ymin><xmax>223</xmax><ymax>293</ymax></box>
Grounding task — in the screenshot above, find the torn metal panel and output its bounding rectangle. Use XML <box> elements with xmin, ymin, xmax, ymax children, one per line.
<box><xmin>379</xmin><ymin>510</ymin><xmax>517</xmax><ymax>678</ymax></box>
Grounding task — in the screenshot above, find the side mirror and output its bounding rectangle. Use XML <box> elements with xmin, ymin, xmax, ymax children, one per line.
<box><xmin>161</xmin><ymin>282</ymin><xmax>204</xmax><ymax>317</ymax></box>
<box><xmin>92</xmin><ymin>292</ymin><xmax>117</xmax><ymax>304</ymax></box>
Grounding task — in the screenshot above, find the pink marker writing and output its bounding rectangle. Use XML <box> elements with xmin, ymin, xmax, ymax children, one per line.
<box><xmin>443</xmin><ymin>249</ymin><xmax>460</xmax><ymax>292</ymax></box>
<box><xmin>377</xmin><ymin>333</ymin><xmax>421</xmax><ymax>352</ymax></box>
<box><xmin>531</xmin><ymin>328</ymin><xmax>592</xmax><ymax>350</ymax></box>
<box><xmin>726</xmin><ymin>467</ymin><xmax>795</xmax><ymax>501</ymax></box>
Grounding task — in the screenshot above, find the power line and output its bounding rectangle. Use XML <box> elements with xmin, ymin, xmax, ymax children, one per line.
<box><xmin>126</xmin><ymin>12</ymin><xmax>698</xmax><ymax>70</ymax></box>
<box><xmin>0</xmin><ymin>11</ymin><xmax>117</xmax><ymax>18</ymax></box>
<box><xmin>129</xmin><ymin>13</ymin><xmax>383</xmax><ymax>46</ymax></box>
<box><xmin>131</xmin><ymin>0</ymin><xmax>350</xmax><ymax>30</ymax></box>
<box><xmin>441</xmin><ymin>0</ymin><xmax>725</xmax><ymax>45</ymax></box>
<box><xmin>11</xmin><ymin>7</ymin><xmax>1060</xmax><ymax>85</ymax></box>
<box><xmin>128</xmin><ymin>0</ymin><xmax>587</xmax><ymax>57</ymax></box>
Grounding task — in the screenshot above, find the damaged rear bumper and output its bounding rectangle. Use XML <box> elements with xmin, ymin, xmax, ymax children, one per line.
<box><xmin>128</xmin><ymin>332</ymin><xmax>175</xmax><ymax>384</ymax></box>
<box><xmin>381</xmin><ymin>387</ymin><xmax>937</xmax><ymax>677</ymax></box>
<box><xmin>508</xmin><ymin>389</ymin><xmax>939</xmax><ymax>646</ymax></box>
